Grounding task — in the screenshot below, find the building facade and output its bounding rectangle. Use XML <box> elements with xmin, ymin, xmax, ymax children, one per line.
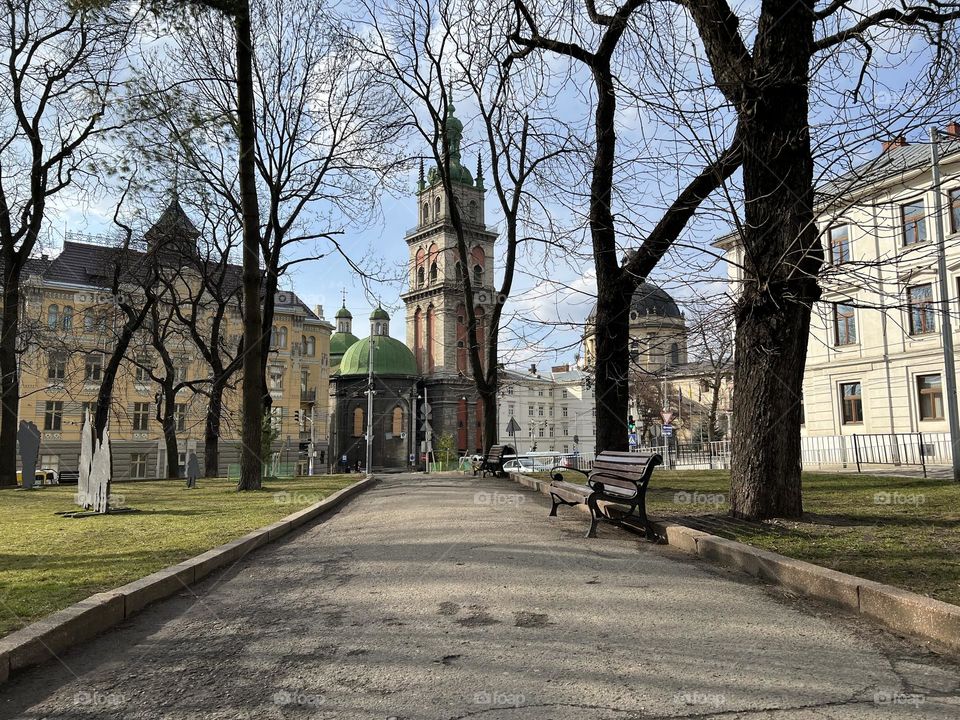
<box><xmin>16</xmin><ymin>199</ymin><xmax>333</xmax><ymax>480</ymax></box>
<box><xmin>718</xmin><ymin>126</ymin><xmax>960</xmax><ymax>440</ymax></box>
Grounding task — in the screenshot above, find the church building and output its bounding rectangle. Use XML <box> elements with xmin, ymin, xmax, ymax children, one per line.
<box><xmin>328</xmin><ymin>102</ymin><xmax>495</xmax><ymax>470</ymax></box>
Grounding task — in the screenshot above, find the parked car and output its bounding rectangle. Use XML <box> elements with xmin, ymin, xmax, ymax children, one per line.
<box><xmin>502</xmin><ymin>457</ymin><xmax>554</xmax><ymax>473</ymax></box>
<box><xmin>16</xmin><ymin>468</ymin><xmax>59</xmax><ymax>486</ymax></box>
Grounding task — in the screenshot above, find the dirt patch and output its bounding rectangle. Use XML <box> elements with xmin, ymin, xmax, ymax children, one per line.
<box><xmin>514</xmin><ymin>611</ymin><xmax>551</xmax><ymax>628</ymax></box>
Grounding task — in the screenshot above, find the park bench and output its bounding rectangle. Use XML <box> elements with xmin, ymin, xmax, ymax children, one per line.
<box><xmin>476</xmin><ymin>444</ymin><xmax>514</xmax><ymax>477</ymax></box>
<box><xmin>549</xmin><ymin>451</ymin><xmax>663</xmax><ymax>538</ymax></box>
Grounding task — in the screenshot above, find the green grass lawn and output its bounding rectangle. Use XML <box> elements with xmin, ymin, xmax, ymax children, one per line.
<box><xmin>0</xmin><ymin>475</ymin><xmax>357</xmax><ymax>638</ymax></box>
<box><xmin>547</xmin><ymin>469</ymin><xmax>960</xmax><ymax>607</ymax></box>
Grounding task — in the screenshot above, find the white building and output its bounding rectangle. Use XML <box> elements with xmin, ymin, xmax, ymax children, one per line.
<box><xmin>718</xmin><ymin>125</ymin><xmax>960</xmax><ymax>447</ymax></box>
<box><xmin>496</xmin><ymin>363</ymin><xmax>596</xmax><ymax>455</ymax></box>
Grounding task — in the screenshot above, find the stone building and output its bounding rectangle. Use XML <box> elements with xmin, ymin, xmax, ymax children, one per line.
<box><xmin>15</xmin><ymin>199</ymin><xmax>333</xmax><ymax>480</ymax></box>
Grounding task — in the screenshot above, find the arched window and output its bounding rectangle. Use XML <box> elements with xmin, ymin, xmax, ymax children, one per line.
<box><xmin>353</xmin><ymin>407</ymin><xmax>364</xmax><ymax>436</ymax></box>
<box><xmin>430</xmin><ymin>262</ymin><xmax>438</xmax><ymax>283</ymax></box>
<box><xmin>468</xmin><ymin>200</ymin><xmax>478</xmax><ymax>222</ymax></box>
<box><xmin>426</xmin><ymin>305</ymin><xmax>435</xmax><ymax>371</ymax></box>
<box><xmin>47</xmin><ymin>304</ymin><xmax>58</xmax><ymax>329</ymax></box>
<box><xmin>434</xmin><ymin>197</ymin><xmax>441</xmax><ymax>216</ymax></box>
<box><xmin>455</xmin><ymin>263</ymin><xmax>462</xmax><ymax>283</ymax></box>
<box><xmin>422</xmin><ymin>202</ymin><xmax>429</xmax><ymax>223</ymax></box>
<box><xmin>306</xmin><ymin>336</ymin><xmax>316</xmax><ymax>356</ymax></box>
<box><xmin>84</xmin><ymin>309</ymin><xmax>95</xmax><ymax>331</ymax></box>
<box><xmin>62</xmin><ymin>306</ymin><xmax>73</xmax><ymax>331</ymax></box>
<box><xmin>670</xmin><ymin>342</ymin><xmax>680</xmax><ymax>366</ymax></box>
<box><xmin>392</xmin><ymin>406</ymin><xmax>403</xmax><ymax>435</ymax></box>
<box><xmin>473</xmin><ymin>264</ymin><xmax>483</xmax><ymax>285</ymax></box>
<box><xmin>417</xmin><ymin>267</ymin><xmax>425</xmax><ymax>288</ymax></box>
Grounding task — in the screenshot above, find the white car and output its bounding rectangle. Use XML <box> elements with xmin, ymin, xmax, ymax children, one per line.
<box><xmin>502</xmin><ymin>457</ymin><xmax>554</xmax><ymax>473</ymax></box>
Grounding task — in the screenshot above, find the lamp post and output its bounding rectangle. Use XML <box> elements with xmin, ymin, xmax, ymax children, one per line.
<box><xmin>365</xmin><ymin>336</ymin><xmax>374</xmax><ymax>476</ymax></box>
<box><xmin>930</xmin><ymin>126</ymin><xmax>960</xmax><ymax>482</ymax></box>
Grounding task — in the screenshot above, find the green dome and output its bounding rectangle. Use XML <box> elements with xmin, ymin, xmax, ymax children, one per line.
<box><xmin>370</xmin><ymin>305</ymin><xmax>389</xmax><ymax>321</ymax></box>
<box><xmin>335</xmin><ymin>304</ymin><xmax>352</xmax><ymax>319</ymax></box>
<box><xmin>330</xmin><ymin>331</ymin><xmax>359</xmax><ymax>357</ymax></box>
<box><xmin>338</xmin><ymin>335</ymin><xmax>417</xmax><ymax>377</ymax></box>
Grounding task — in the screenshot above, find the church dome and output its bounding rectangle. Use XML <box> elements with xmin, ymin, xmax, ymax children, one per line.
<box><xmin>587</xmin><ymin>281</ymin><xmax>682</xmax><ymax>322</ymax></box>
<box><xmin>337</xmin><ymin>335</ymin><xmax>418</xmax><ymax>377</ymax></box>
<box><xmin>329</xmin><ymin>331</ymin><xmax>359</xmax><ymax>357</ymax></box>
<box><xmin>335</xmin><ymin>304</ymin><xmax>353</xmax><ymax>319</ymax></box>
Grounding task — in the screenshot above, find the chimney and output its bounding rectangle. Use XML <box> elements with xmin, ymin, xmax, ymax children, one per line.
<box><xmin>881</xmin><ymin>136</ymin><xmax>908</xmax><ymax>153</ymax></box>
<box><xmin>551</xmin><ymin>364</ymin><xmax>570</xmax><ymax>373</ymax></box>
<box><xmin>946</xmin><ymin>121</ymin><xmax>960</xmax><ymax>138</ymax></box>
<box><xmin>528</xmin><ymin>363</ymin><xmax>537</xmax><ymax>375</ymax></box>
<box><xmin>315</xmin><ymin>304</ymin><xmax>324</xmax><ymax>319</ymax></box>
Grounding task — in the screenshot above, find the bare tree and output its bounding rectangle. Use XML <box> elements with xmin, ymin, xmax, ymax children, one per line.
<box><xmin>685</xmin><ymin>299</ymin><xmax>734</xmax><ymax>443</ymax></box>
<box><xmin>0</xmin><ymin>0</ymin><xmax>135</xmax><ymax>486</ymax></box>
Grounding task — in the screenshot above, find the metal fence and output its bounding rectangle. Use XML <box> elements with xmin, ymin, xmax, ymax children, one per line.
<box><xmin>799</xmin><ymin>432</ymin><xmax>952</xmax><ymax>478</ymax></box>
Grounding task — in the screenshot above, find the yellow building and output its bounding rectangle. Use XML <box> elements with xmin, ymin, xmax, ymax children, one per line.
<box><xmin>16</xmin><ymin>200</ymin><xmax>333</xmax><ymax>480</ymax></box>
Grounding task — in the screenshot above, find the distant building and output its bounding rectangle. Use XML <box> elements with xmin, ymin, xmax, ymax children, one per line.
<box><xmin>716</xmin><ymin>126</ymin><xmax>960</xmax><ymax>440</ymax></box>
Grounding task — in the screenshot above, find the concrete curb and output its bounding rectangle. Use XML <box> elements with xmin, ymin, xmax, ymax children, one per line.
<box><xmin>505</xmin><ymin>471</ymin><xmax>960</xmax><ymax>655</ymax></box>
<box><xmin>0</xmin><ymin>475</ymin><xmax>377</xmax><ymax>684</ymax></box>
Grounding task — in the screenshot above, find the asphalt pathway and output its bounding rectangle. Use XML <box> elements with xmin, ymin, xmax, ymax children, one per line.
<box><xmin>2</xmin><ymin>473</ymin><xmax>960</xmax><ymax>719</ymax></box>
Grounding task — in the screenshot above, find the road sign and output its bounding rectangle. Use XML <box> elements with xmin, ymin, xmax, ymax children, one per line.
<box><xmin>662</xmin><ymin>425</ymin><xmax>673</xmax><ymax>437</ymax></box>
<box><xmin>661</xmin><ymin>410</ymin><xmax>675</xmax><ymax>425</ymax></box>
<box><xmin>628</xmin><ymin>432</ymin><xmax>638</xmax><ymax>447</ymax></box>
<box><xmin>505</xmin><ymin>417</ymin><xmax>521</xmax><ymax>436</ymax></box>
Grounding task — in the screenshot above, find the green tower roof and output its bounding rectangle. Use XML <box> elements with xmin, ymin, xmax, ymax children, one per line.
<box><xmin>370</xmin><ymin>305</ymin><xmax>389</xmax><ymax>321</ymax></box>
<box><xmin>338</xmin><ymin>335</ymin><xmax>417</xmax><ymax>377</ymax></box>
<box><xmin>329</xmin><ymin>331</ymin><xmax>359</xmax><ymax>357</ymax></box>
<box><xmin>335</xmin><ymin>303</ymin><xmax>352</xmax><ymax>319</ymax></box>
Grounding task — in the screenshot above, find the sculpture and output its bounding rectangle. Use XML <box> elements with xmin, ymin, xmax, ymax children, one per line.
<box><xmin>17</xmin><ymin>420</ymin><xmax>40</xmax><ymax>489</ymax></box>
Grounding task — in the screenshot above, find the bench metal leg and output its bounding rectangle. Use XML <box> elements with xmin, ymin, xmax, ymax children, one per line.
<box><xmin>549</xmin><ymin>493</ymin><xmax>579</xmax><ymax>517</ymax></box>
<box><xmin>586</xmin><ymin>493</ymin><xmax>603</xmax><ymax>538</ymax></box>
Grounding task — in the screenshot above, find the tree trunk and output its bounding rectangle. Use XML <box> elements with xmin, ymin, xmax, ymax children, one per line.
<box><xmin>707</xmin><ymin>377</ymin><xmax>721</xmax><ymax>443</ymax></box>
<box><xmin>204</xmin><ymin>379</ymin><xmax>225</xmax><ymax>478</ymax></box>
<box><xmin>161</xmin><ymin>387</ymin><xmax>180</xmax><ymax>480</ymax></box>
<box><xmin>235</xmin><ymin>0</ymin><xmax>265</xmax><ymax>491</ymax></box>
<box><xmin>0</xmin><ymin>264</ymin><xmax>21</xmax><ymax>486</ymax></box>
<box><xmin>589</xmin><ymin>63</ymin><xmax>631</xmax><ymax>454</ymax></box>
<box><xmin>479</xmin><ymin>384</ymin><xmax>497</xmax><ymax>456</ymax></box>
<box><xmin>728</xmin><ymin>1</ymin><xmax>821</xmax><ymax>520</ymax></box>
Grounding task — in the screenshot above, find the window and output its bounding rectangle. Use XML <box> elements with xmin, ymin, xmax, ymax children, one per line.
<box><xmin>561</xmin><ymin>389</ymin><xmax>568</xmax><ymax>399</ymax></box>
<box><xmin>538</xmin><ymin>426</ymin><xmax>544</xmax><ymax>438</ymax></box>
<box><xmin>130</xmin><ymin>452</ymin><xmax>148</xmax><ymax>479</ymax></box>
<box><xmin>272</xmin><ymin>326</ymin><xmax>287</xmax><ymax>349</ymax></box>
<box><xmin>84</xmin><ymin>353</ymin><xmax>103</xmax><ymax>383</ymax></box>
<box><xmin>43</xmin><ymin>401</ymin><xmax>63</xmax><ymax>431</ymax></box>
<box><xmin>473</xmin><ymin>264</ymin><xmax>483</xmax><ymax>285</ymax></box>
<box><xmin>549</xmin><ymin>425</ymin><xmax>554</xmax><ymax>437</ymax></box>
<box><xmin>902</xmin><ymin>200</ymin><xmax>927</xmax><ymax>246</ymax></box>
<box><xmin>301</xmin><ymin>370</ymin><xmax>309</xmax><ymax>394</ymax></box>
<box><xmin>455</xmin><ymin>263</ymin><xmax>462</xmax><ymax>284</ymax></box>
<box><xmin>62</xmin><ymin>306</ymin><xmax>73</xmax><ymax>331</ymax></box>
<box><xmin>174</xmin><ymin>363</ymin><xmax>188</xmax><ymax>383</ymax></box>
<box><xmin>270</xmin><ymin>407</ymin><xmax>282</xmax><ymax>432</ymax></box>
<box><xmin>527</xmin><ymin>404</ymin><xmax>533</xmax><ymax>417</ymax></box>
<box><xmin>917</xmin><ymin>374</ymin><xmax>944</xmax><ymax>421</ymax></box>
<box><xmin>430</xmin><ymin>262</ymin><xmax>438</xmax><ymax>283</ymax></box>
<box><xmin>538</xmin><ymin>388</ymin><xmax>543</xmax><ymax>397</ymax></box>
<box><xmin>269</xmin><ymin>367</ymin><xmax>284</xmax><ymax>391</ymax></box>
<box><xmin>133</xmin><ymin>402</ymin><xmax>150</xmax><ymax>431</ymax></box>
<box><xmin>81</xmin><ymin>401</ymin><xmax>98</xmax><ymax>421</ymax></box>
<box><xmin>538</xmin><ymin>405</ymin><xmax>544</xmax><ymax>417</ymax></box>
<box><xmin>561</xmin><ymin>405</ymin><xmax>568</xmax><ymax>417</ymax></box>
<box><xmin>46</xmin><ymin>304</ymin><xmax>59</xmax><ymax>329</ymax></box>
<box><xmin>353</xmin><ymin>407</ymin><xmax>364</xmax><ymax>436</ymax></box>
<box><xmin>392</xmin><ymin>406</ymin><xmax>403</xmax><ymax>435</ymax></box>
<box><xmin>417</xmin><ymin>267</ymin><xmax>425</xmax><ymax>288</ymax></box>
<box><xmin>47</xmin><ymin>352</ymin><xmax>66</xmax><ymax>381</ymax></box>
<box><xmin>175</xmin><ymin>403</ymin><xmax>187</xmax><ymax>432</ymax></box>
<box><xmin>507</xmin><ymin>386</ymin><xmax>514</xmax><ymax>395</ymax></box>
<box><xmin>422</xmin><ymin>202</ymin><xmax>429</xmax><ymax>223</ymax></box>
<box><xmin>84</xmin><ymin>309</ymin><xmax>95</xmax><ymax>331</ymax></box>
<box><xmin>839</xmin><ymin>382</ymin><xmax>863</xmax><ymax>424</ymax></box>
<box><xmin>306</xmin><ymin>336</ymin><xmax>316</xmax><ymax>357</ymax></box>
<box><xmin>434</xmin><ymin>197</ymin><xmax>441</xmax><ymax>216</ymax></box>
<box><xmin>833</xmin><ymin>304</ymin><xmax>857</xmax><ymax>346</ymax></box>
<box><xmin>135</xmin><ymin>364</ymin><xmax>150</xmax><ymax>384</ymax></box>
<box><xmin>950</xmin><ymin>189</ymin><xmax>960</xmax><ymax>234</ymax></box>
<box><xmin>908</xmin><ymin>284</ymin><xmax>936</xmax><ymax>335</ymax></box>
<box><xmin>507</xmin><ymin>403</ymin><xmax>515</xmax><ymax>416</ymax></box>
<box><xmin>827</xmin><ymin>225</ymin><xmax>850</xmax><ymax>264</ymax></box>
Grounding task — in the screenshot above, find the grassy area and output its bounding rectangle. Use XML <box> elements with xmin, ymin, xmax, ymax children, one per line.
<box><xmin>547</xmin><ymin>469</ymin><xmax>960</xmax><ymax>606</ymax></box>
<box><xmin>0</xmin><ymin>475</ymin><xmax>357</xmax><ymax>638</ymax></box>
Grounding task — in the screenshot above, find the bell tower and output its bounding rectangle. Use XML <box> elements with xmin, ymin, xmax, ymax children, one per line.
<box><xmin>402</xmin><ymin>101</ymin><xmax>497</xmax><ymax>378</ymax></box>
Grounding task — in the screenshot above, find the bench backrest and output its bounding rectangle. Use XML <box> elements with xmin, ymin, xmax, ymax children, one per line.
<box><xmin>588</xmin><ymin>451</ymin><xmax>662</xmax><ymax>492</ymax></box>
<box><xmin>485</xmin><ymin>444</ymin><xmax>513</xmax><ymax>462</ymax></box>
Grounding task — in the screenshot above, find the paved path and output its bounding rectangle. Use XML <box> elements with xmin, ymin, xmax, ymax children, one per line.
<box><xmin>3</xmin><ymin>474</ymin><xmax>960</xmax><ymax>719</ymax></box>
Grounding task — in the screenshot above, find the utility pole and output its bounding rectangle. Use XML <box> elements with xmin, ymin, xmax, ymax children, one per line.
<box><xmin>931</xmin><ymin>126</ymin><xmax>960</xmax><ymax>482</ymax></box>
<box><xmin>365</xmin><ymin>336</ymin><xmax>374</xmax><ymax>476</ymax></box>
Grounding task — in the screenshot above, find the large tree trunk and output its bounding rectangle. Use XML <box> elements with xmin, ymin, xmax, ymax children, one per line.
<box><xmin>204</xmin><ymin>379</ymin><xmax>225</xmax><ymax>478</ymax></box>
<box><xmin>0</xmin><ymin>263</ymin><xmax>21</xmax><ymax>486</ymax></box>
<box><xmin>589</xmin><ymin>64</ymin><xmax>631</xmax><ymax>454</ymax></box>
<box><xmin>235</xmin><ymin>0</ymin><xmax>265</xmax><ymax>491</ymax></box>
<box><xmin>728</xmin><ymin>1</ymin><xmax>822</xmax><ymax>520</ymax></box>
<box><xmin>161</xmin><ymin>385</ymin><xmax>179</xmax><ymax>479</ymax></box>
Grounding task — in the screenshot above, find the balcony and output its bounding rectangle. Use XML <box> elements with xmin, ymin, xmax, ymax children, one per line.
<box><xmin>301</xmin><ymin>389</ymin><xmax>316</xmax><ymax>403</ymax></box>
